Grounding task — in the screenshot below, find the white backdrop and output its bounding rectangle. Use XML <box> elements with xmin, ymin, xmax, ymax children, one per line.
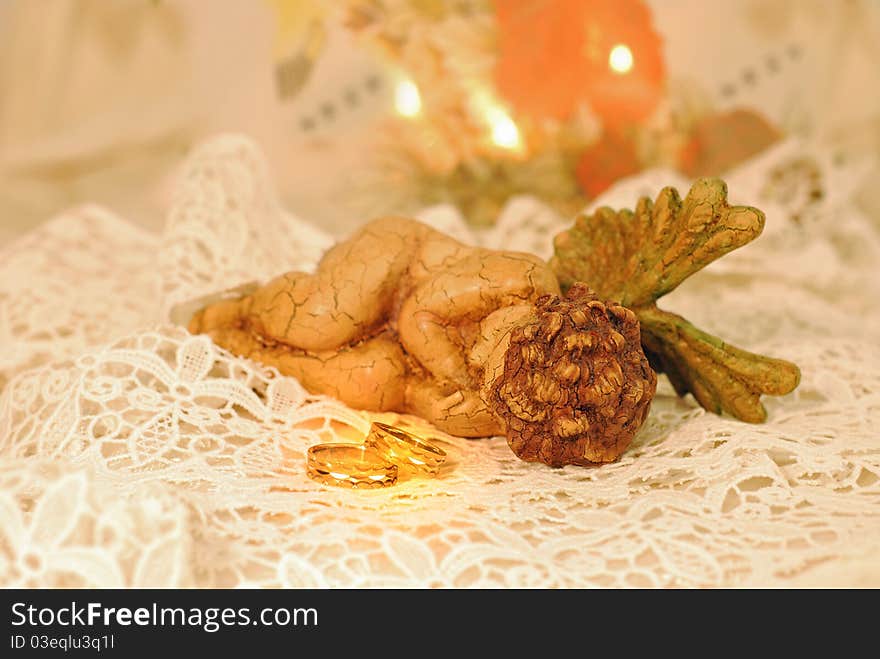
<box><xmin>1</xmin><ymin>0</ymin><xmax>879</xmax><ymax>243</ymax></box>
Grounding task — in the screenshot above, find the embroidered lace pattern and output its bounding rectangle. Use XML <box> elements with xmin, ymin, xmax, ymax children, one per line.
<box><xmin>1</xmin><ymin>136</ymin><xmax>878</xmax><ymax>587</ymax></box>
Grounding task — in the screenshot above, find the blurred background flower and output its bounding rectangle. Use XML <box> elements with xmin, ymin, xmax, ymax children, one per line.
<box><xmin>0</xmin><ymin>0</ymin><xmax>878</xmax><ymax>240</ymax></box>
<box><xmin>494</xmin><ymin>0</ymin><xmax>665</xmax><ymax>127</ymax></box>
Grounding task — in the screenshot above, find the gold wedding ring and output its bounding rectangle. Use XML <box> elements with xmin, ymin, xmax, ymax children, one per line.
<box><xmin>365</xmin><ymin>422</ymin><xmax>447</xmax><ymax>477</ymax></box>
<box><xmin>307</xmin><ymin>443</ymin><xmax>398</xmax><ymax>488</ymax></box>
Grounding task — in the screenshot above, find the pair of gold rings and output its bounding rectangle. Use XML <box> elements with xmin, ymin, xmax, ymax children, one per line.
<box><xmin>307</xmin><ymin>422</ymin><xmax>447</xmax><ymax>489</ymax></box>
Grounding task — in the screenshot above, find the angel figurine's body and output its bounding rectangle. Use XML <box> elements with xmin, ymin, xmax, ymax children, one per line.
<box><xmin>189</xmin><ymin>179</ymin><xmax>800</xmax><ymax>466</ymax></box>
<box><xmin>190</xmin><ymin>217</ymin><xmax>656</xmax><ymax>466</ymax></box>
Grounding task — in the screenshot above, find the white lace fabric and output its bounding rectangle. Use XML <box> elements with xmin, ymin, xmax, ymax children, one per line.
<box><xmin>1</xmin><ymin>135</ymin><xmax>878</xmax><ymax>588</ymax></box>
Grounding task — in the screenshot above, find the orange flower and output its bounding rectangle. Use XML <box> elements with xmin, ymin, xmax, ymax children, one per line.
<box><xmin>494</xmin><ymin>0</ymin><xmax>665</xmax><ymax>126</ymax></box>
<box><xmin>678</xmin><ymin>109</ymin><xmax>782</xmax><ymax>177</ymax></box>
<box><xmin>575</xmin><ymin>130</ymin><xmax>641</xmax><ymax>198</ymax></box>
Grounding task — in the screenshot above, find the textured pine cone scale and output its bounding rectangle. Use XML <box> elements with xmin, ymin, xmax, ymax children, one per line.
<box><xmin>488</xmin><ymin>283</ymin><xmax>657</xmax><ymax>467</ymax></box>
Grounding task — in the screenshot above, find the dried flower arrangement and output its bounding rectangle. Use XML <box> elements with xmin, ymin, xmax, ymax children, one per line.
<box><xmin>342</xmin><ymin>0</ymin><xmax>782</xmax><ymax>224</ymax></box>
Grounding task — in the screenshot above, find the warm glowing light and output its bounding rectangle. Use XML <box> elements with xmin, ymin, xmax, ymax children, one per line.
<box><xmin>487</xmin><ymin>107</ymin><xmax>521</xmax><ymax>150</ymax></box>
<box><xmin>394</xmin><ymin>79</ymin><xmax>422</xmax><ymax>117</ymax></box>
<box><xmin>468</xmin><ymin>88</ymin><xmax>524</xmax><ymax>152</ymax></box>
<box><xmin>364</xmin><ymin>422</ymin><xmax>447</xmax><ymax>477</ymax></box>
<box><xmin>608</xmin><ymin>44</ymin><xmax>634</xmax><ymax>74</ymax></box>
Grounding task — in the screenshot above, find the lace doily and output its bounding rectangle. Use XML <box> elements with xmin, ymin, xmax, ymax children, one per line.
<box><xmin>1</xmin><ymin>135</ymin><xmax>878</xmax><ymax>587</ymax></box>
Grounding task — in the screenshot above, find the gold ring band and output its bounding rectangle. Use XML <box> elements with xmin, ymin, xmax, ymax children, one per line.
<box><xmin>307</xmin><ymin>443</ymin><xmax>398</xmax><ymax>488</ymax></box>
<box><xmin>365</xmin><ymin>422</ymin><xmax>447</xmax><ymax>477</ymax></box>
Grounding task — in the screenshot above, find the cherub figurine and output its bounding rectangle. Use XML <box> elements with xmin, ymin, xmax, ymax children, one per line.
<box><xmin>189</xmin><ymin>179</ymin><xmax>800</xmax><ymax>467</ymax></box>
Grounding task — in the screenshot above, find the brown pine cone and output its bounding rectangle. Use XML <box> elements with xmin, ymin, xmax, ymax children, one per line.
<box><xmin>488</xmin><ymin>283</ymin><xmax>657</xmax><ymax>467</ymax></box>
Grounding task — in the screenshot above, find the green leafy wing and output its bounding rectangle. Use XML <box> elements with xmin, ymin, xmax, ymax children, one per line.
<box><xmin>550</xmin><ymin>177</ymin><xmax>800</xmax><ymax>423</ymax></box>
